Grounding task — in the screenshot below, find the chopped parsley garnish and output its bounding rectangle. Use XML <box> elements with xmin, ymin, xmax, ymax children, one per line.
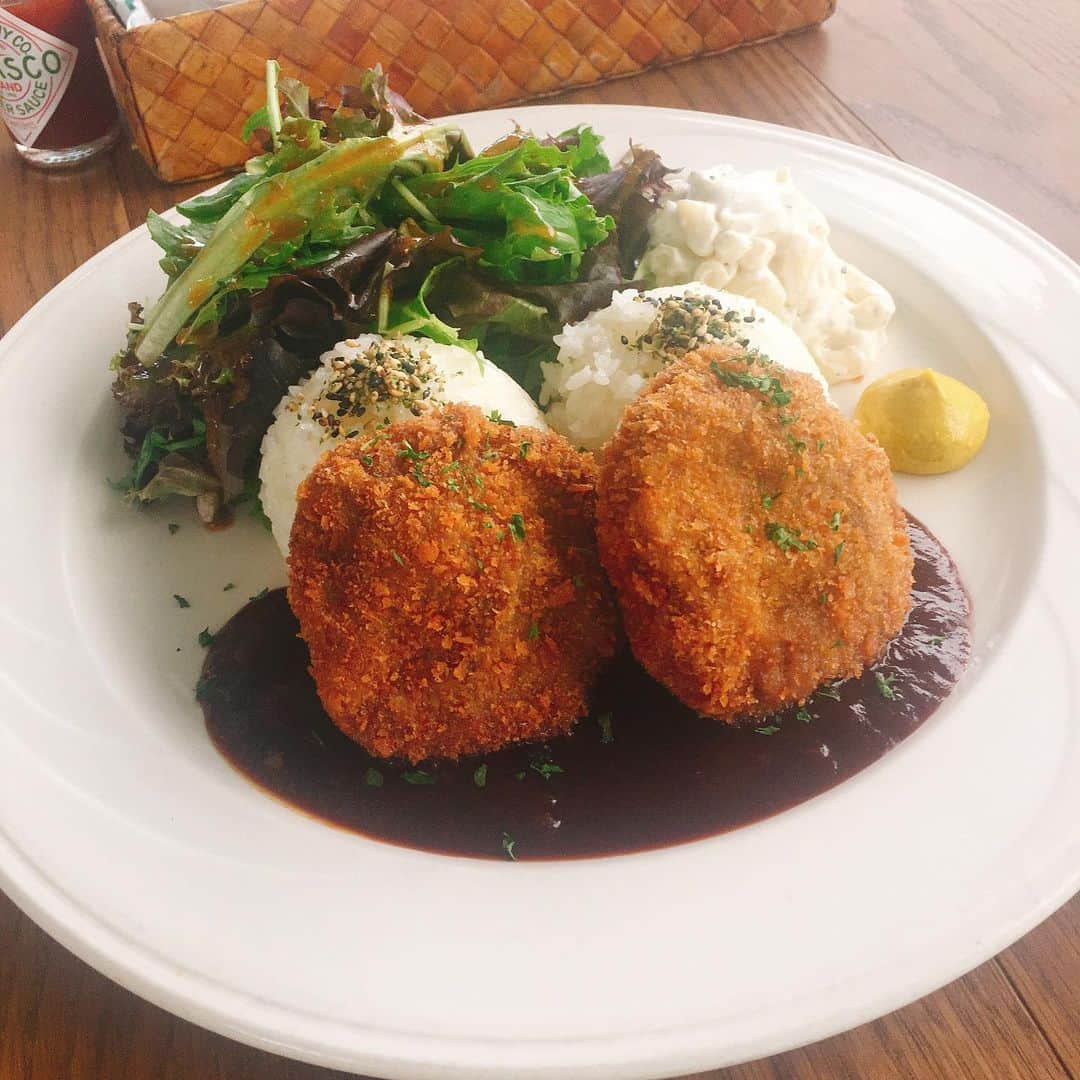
<box><xmin>765</xmin><ymin>522</ymin><xmax>817</xmax><ymax>553</ymax></box>
<box><xmin>926</xmin><ymin>634</ymin><xmax>946</xmax><ymax>645</ymax></box>
<box><xmin>361</xmin><ymin>454</ymin><xmax>374</xmax><ymax>467</ymax></box>
<box><xmin>710</xmin><ymin>361</ymin><xmax>792</xmax><ymax>407</ymax></box>
<box><xmin>168</xmin><ymin>522</ymin><xmax>180</xmax><ymax>535</ymax></box>
<box><xmin>173</xmin><ymin>594</ymin><xmax>190</xmax><ymax>608</ymax></box>
<box><xmin>796</xmin><ymin>708</ymin><xmax>812</xmax><ymax>724</ymax></box>
<box><xmin>528</xmin><ymin>745</ymin><xmax>563</xmax><ymax>780</ymax></box>
<box><xmin>514</xmin><ymin>770</ymin><xmax>526</xmax><ymax>781</ymax></box>
<box><xmin>488</xmin><ymin>410</ymin><xmax>516</xmax><ymax>426</ymax></box>
<box><xmin>364</xmin><ymin>767</ymin><xmax>384</xmax><ymax>787</ymax></box>
<box><xmin>401</xmin><ymin>769</ymin><xmax>436</xmax><ymax>785</ymax></box>
<box><xmin>596</xmin><ymin>712</ymin><xmax>614</xmax><ymax>744</ymax></box>
<box><xmin>531</xmin><ymin>761</ymin><xmax>564</xmax><ymax>780</ymax></box>
<box><xmin>829</xmin><ymin>511</ymin><xmax>842</xmax><ymax>531</ymax></box>
<box><xmin>526</xmin><ymin>621</ymin><xmax>540</xmax><ymax>641</ymax></box>
<box><xmin>473</xmin><ymin>764</ymin><xmax>488</xmax><ymax>788</ymax></box>
<box><xmin>833</xmin><ymin>541</ymin><xmax>845</xmax><ymax>565</ymax></box>
<box><xmin>818</xmin><ymin>591</ymin><xmax>828</xmax><ymax>605</ymax></box>
<box><xmin>572</xmin><ymin>574</ymin><xmax>585</xmax><ymax>589</ymax></box>
<box><xmin>197</xmin><ymin>628</ymin><xmax>214</xmax><ymax>648</ymax></box>
<box><xmin>785</xmin><ymin>433</ymin><xmax>807</xmax><ymax>453</ymax></box>
<box><xmin>391</xmin><ymin>550</ymin><xmax>405</xmax><ymax>566</ymax></box>
<box><xmin>756</xmin><ymin>724</ymin><xmax>781</xmax><ymax>736</ymax></box>
<box><xmin>501</xmin><ymin>832</ymin><xmax>517</xmax><ymax>861</ymax></box>
<box><xmin>468</xmin><ymin>497</ymin><xmax>492</xmax><ymax>513</ymax></box>
<box><xmin>411</xmin><ymin>464</ymin><xmax>432</xmax><ymax>488</ymax></box>
<box><xmin>761</xmin><ymin>492</ymin><xmax>779</xmax><ymax>510</ymax></box>
<box><xmin>508</xmin><ymin>513</ymin><xmax>526</xmax><ymax>542</ymax></box>
<box><xmin>815</xmin><ymin>439</ymin><xmax>826</xmax><ymax>452</ymax></box>
<box><xmin>778</xmin><ymin>411</ymin><xmax>799</xmax><ymax>426</ymax></box>
<box><xmin>519</xmin><ymin>441</ymin><xmax>532</xmax><ymax>458</ymax></box>
<box><xmin>816</xmin><ymin>684</ymin><xmax>842</xmax><ymax>701</ymax></box>
<box><xmin>396</xmin><ymin>440</ymin><xmax>429</xmax><ymax>462</ymax></box>
<box><xmin>874</xmin><ymin>672</ymin><xmax>900</xmax><ymax>701</ymax></box>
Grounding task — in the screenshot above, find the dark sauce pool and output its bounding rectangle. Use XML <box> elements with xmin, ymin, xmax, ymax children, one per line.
<box><xmin>200</xmin><ymin>517</ymin><xmax>970</xmax><ymax>861</ymax></box>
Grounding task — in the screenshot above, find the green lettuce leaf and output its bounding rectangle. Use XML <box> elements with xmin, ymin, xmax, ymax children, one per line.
<box><xmin>110</xmin><ymin>419</ymin><xmax>208</xmax><ymax>497</ymax></box>
<box><xmin>544</xmin><ymin>125</ymin><xmax>610</xmax><ymax>177</ymax></box>
<box><xmin>135</xmin><ymin>125</ymin><xmax>453</xmax><ymax>365</ymax></box>
<box><xmin>321</xmin><ymin>66</ymin><xmax>424</xmax><ymax>140</ymax></box>
<box><xmin>135</xmin><ymin>454</ymin><xmax>220</xmax><ymax>503</ymax></box>
<box><xmin>375</xmin><ymin>132</ymin><xmax>615</xmax><ymax>285</ymax></box>
<box><xmin>383</xmin><ymin>258</ymin><xmax>476</xmax><ymax>348</ymax></box>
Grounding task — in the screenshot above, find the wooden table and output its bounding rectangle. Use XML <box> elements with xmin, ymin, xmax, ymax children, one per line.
<box><xmin>1</xmin><ymin>2</ymin><xmax>1077</xmax><ymax>1076</ymax></box>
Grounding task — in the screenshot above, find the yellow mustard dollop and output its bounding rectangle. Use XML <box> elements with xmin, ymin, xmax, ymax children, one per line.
<box><xmin>854</xmin><ymin>368</ymin><xmax>989</xmax><ymax>475</ymax></box>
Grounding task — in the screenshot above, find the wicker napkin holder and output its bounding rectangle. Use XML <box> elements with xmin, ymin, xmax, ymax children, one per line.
<box><xmin>89</xmin><ymin>0</ymin><xmax>835</xmax><ymax>182</ymax></box>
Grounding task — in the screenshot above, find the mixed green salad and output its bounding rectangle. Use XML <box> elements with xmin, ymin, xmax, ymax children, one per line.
<box><xmin>111</xmin><ymin>61</ymin><xmax>669</xmax><ymax>521</ymax></box>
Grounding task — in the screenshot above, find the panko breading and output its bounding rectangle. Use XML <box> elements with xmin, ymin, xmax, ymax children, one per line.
<box><xmin>597</xmin><ymin>344</ymin><xmax>913</xmax><ymax>720</ymax></box>
<box><xmin>288</xmin><ymin>404</ymin><xmax>618</xmax><ymax>762</ymax></box>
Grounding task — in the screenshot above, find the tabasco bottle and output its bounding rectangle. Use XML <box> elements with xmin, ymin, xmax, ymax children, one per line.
<box><xmin>0</xmin><ymin>0</ymin><xmax>118</xmax><ymax>167</ymax></box>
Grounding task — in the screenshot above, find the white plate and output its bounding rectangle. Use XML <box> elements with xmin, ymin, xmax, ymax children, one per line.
<box><xmin>1</xmin><ymin>106</ymin><xmax>1077</xmax><ymax>1079</ymax></box>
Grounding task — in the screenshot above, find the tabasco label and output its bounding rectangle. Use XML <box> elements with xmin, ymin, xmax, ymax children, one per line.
<box><xmin>0</xmin><ymin>7</ymin><xmax>77</xmax><ymax>147</ymax></box>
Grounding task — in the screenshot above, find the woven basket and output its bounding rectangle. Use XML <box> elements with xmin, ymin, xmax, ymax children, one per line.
<box><xmin>90</xmin><ymin>0</ymin><xmax>836</xmax><ymax>182</ymax></box>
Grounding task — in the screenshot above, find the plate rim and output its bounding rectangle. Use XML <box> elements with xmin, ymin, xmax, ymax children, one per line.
<box><xmin>1</xmin><ymin>104</ymin><xmax>1078</xmax><ymax>1079</ymax></box>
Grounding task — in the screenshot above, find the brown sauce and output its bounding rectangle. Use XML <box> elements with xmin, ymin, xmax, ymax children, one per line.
<box><xmin>200</xmin><ymin>517</ymin><xmax>970</xmax><ymax>861</ymax></box>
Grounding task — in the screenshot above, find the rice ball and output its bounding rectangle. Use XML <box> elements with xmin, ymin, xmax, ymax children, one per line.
<box><xmin>260</xmin><ymin>334</ymin><xmax>546</xmax><ymax>555</ymax></box>
<box><xmin>539</xmin><ymin>284</ymin><xmax>827</xmax><ymax>451</ymax></box>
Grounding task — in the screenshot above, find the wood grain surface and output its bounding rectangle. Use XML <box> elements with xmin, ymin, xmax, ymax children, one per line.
<box><xmin>1</xmin><ymin>1</ymin><xmax>1077</xmax><ymax>1077</ymax></box>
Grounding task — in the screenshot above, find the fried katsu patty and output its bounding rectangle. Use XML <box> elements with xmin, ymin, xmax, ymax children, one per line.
<box><xmin>288</xmin><ymin>404</ymin><xmax>619</xmax><ymax>762</ymax></box>
<box><xmin>596</xmin><ymin>345</ymin><xmax>913</xmax><ymax>720</ymax></box>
